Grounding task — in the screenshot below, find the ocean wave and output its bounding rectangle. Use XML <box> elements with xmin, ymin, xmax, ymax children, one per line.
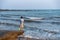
<box><xmin>48</xmin><ymin>16</ymin><xmax>60</xmax><ymax>20</ymax></box>
<box><xmin>53</xmin><ymin>16</ymin><xmax>60</xmax><ymax>18</ymax></box>
<box><xmin>0</xmin><ymin>14</ymin><xmax>21</xmax><ymax>17</ymax></box>
<box><xmin>0</xmin><ymin>22</ymin><xmax>19</xmax><ymax>26</ymax></box>
<box><xmin>0</xmin><ymin>17</ymin><xmax>20</xmax><ymax>21</ymax></box>
<box><xmin>42</xmin><ymin>29</ymin><xmax>60</xmax><ymax>34</ymax></box>
<box><xmin>25</xmin><ymin>24</ymin><xmax>60</xmax><ymax>34</ymax></box>
<box><xmin>0</xmin><ymin>21</ymin><xmax>59</xmax><ymax>35</ymax></box>
<box><xmin>51</xmin><ymin>21</ymin><xmax>60</xmax><ymax>25</ymax></box>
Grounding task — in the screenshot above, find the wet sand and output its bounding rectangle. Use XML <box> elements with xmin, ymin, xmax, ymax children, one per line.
<box><xmin>0</xmin><ymin>30</ymin><xmax>24</xmax><ymax>40</ymax></box>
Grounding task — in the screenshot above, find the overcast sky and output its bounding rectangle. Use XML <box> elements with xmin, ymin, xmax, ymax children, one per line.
<box><xmin>0</xmin><ymin>0</ymin><xmax>60</xmax><ymax>9</ymax></box>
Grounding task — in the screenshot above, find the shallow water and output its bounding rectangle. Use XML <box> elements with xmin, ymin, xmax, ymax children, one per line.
<box><xmin>0</xmin><ymin>10</ymin><xmax>60</xmax><ymax>38</ymax></box>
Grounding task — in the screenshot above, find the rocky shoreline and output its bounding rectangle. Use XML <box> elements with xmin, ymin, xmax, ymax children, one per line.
<box><xmin>0</xmin><ymin>30</ymin><xmax>24</xmax><ymax>40</ymax></box>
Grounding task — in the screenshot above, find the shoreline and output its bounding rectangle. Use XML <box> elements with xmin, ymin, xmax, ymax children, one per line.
<box><xmin>0</xmin><ymin>30</ymin><xmax>60</xmax><ymax>40</ymax></box>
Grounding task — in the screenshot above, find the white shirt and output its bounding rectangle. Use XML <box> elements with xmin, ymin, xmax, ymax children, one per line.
<box><xmin>21</xmin><ymin>19</ymin><xmax>24</xmax><ymax>22</ymax></box>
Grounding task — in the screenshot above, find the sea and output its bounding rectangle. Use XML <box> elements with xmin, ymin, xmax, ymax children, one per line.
<box><xmin>0</xmin><ymin>10</ymin><xmax>60</xmax><ymax>39</ymax></box>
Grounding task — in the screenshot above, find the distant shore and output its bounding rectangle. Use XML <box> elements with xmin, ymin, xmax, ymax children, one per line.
<box><xmin>0</xmin><ymin>9</ymin><xmax>39</xmax><ymax>11</ymax></box>
<box><xmin>0</xmin><ymin>9</ymin><xmax>60</xmax><ymax>11</ymax></box>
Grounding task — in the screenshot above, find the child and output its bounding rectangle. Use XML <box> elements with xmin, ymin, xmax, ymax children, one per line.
<box><xmin>19</xmin><ymin>16</ymin><xmax>24</xmax><ymax>31</ymax></box>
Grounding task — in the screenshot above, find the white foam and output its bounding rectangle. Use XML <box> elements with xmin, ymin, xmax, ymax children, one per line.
<box><xmin>24</xmin><ymin>35</ymin><xmax>40</xmax><ymax>39</ymax></box>
<box><xmin>25</xmin><ymin>17</ymin><xmax>43</xmax><ymax>20</ymax></box>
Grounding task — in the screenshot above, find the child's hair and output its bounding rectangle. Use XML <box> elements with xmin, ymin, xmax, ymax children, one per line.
<box><xmin>21</xmin><ymin>16</ymin><xmax>23</xmax><ymax>18</ymax></box>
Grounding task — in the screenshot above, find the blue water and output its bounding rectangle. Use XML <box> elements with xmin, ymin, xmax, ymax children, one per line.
<box><xmin>0</xmin><ymin>10</ymin><xmax>60</xmax><ymax>38</ymax></box>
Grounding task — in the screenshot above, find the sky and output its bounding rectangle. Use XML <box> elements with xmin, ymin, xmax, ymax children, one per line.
<box><xmin>0</xmin><ymin>0</ymin><xmax>60</xmax><ymax>9</ymax></box>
